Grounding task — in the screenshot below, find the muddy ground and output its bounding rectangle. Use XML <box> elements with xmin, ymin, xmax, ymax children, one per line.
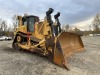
<box><xmin>0</xmin><ymin>36</ymin><xmax>100</xmax><ymax>75</ymax></box>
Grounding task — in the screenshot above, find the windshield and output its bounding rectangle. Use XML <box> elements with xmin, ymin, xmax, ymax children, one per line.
<box><xmin>27</xmin><ymin>17</ymin><xmax>35</xmax><ymax>32</ymax></box>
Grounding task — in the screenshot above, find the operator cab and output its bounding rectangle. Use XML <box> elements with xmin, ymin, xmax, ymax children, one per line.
<box><xmin>22</xmin><ymin>15</ymin><xmax>39</xmax><ymax>32</ymax></box>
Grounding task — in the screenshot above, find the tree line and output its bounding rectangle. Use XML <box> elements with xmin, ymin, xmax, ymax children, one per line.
<box><xmin>63</xmin><ymin>13</ymin><xmax>100</xmax><ymax>35</ymax></box>
<box><xmin>0</xmin><ymin>13</ymin><xmax>100</xmax><ymax>37</ymax></box>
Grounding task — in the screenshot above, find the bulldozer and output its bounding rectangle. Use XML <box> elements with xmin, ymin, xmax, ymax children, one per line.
<box><xmin>12</xmin><ymin>8</ymin><xmax>84</xmax><ymax>70</ymax></box>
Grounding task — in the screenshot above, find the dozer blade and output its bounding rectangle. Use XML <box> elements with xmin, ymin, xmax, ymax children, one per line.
<box><xmin>53</xmin><ymin>32</ymin><xmax>84</xmax><ymax>69</ymax></box>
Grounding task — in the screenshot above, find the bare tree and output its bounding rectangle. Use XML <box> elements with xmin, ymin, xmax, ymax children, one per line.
<box><xmin>1</xmin><ymin>20</ymin><xmax>7</xmax><ymax>31</ymax></box>
<box><xmin>0</xmin><ymin>19</ymin><xmax>3</xmax><ymax>31</ymax></box>
<box><xmin>74</xmin><ymin>27</ymin><xmax>80</xmax><ymax>32</ymax></box>
<box><xmin>65</xmin><ymin>24</ymin><xmax>70</xmax><ymax>32</ymax></box>
<box><xmin>12</xmin><ymin>15</ymin><xmax>18</xmax><ymax>30</ymax></box>
<box><xmin>92</xmin><ymin>13</ymin><xmax>100</xmax><ymax>31</ymax></box>
<box><xmin>89</xmin><ymin>25</ymin><xmax>92</xmax><ymax>31</ymax></box>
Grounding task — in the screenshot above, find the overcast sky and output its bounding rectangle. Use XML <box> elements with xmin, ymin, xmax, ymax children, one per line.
<box><xmin>0</xmin><ymin>0</ymin><xmax>100</xmax><ymax>30</ymax></box>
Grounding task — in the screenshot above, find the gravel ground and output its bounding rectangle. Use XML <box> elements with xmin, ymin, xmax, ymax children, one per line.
<box><xmin>0</xmin><ymin>36</ymin><xmax>100</xmax><ymax>75</ymax></box>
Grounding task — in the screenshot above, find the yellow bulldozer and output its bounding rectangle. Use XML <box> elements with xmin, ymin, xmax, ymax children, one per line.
<box><xmin>12</xmin><ymin>8</ymin><xmax>84</xmax><ymax>70</ymax></box>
